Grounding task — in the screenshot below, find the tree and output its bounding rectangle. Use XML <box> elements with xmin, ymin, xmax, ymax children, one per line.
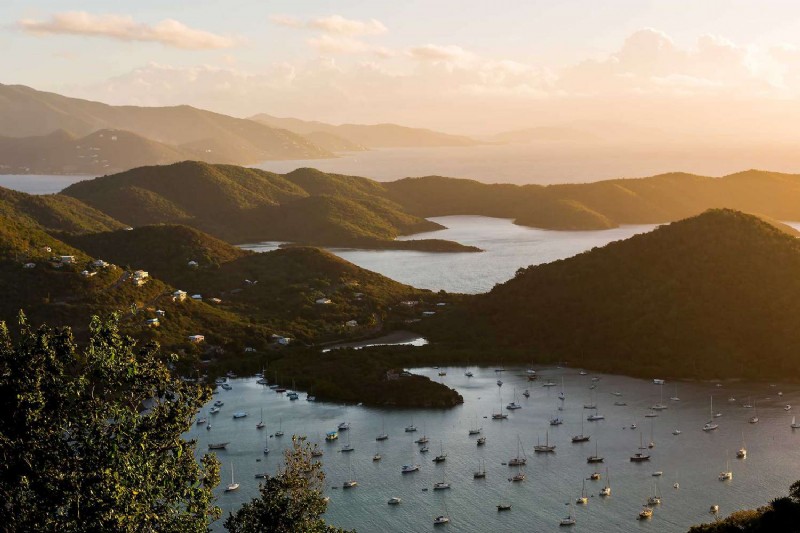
<box><xmin>224</xmin><ymin>436</ymin><xmax>352</xmax><ymax>533</ymax></box>
<box><xmin>0</xmin><ymin>313</ymin><xmax>220</xmax><ymax>532</ymax></box>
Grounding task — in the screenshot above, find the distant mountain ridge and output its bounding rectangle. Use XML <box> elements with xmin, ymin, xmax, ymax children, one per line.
<box><xmin>249</xmin><ymin>113</ymin><xmax>480</xmax><ymax>148</ymax></box>
<box><xmin>0</xmin><ymin>83</ymin><xmax>332</xmax><ymax>168</ymax></box>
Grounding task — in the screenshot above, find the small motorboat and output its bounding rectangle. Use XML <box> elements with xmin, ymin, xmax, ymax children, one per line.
<box><xmin>388</xmin><ymin>496</ymin><xmax>402</xmax><ymax>505</ymax></box>
<box><xmin>710</xmin><ymin>504</ymin><xmax>719</xmax><ymax>513</ymax></box>
<box><xmin>401</xmin><ymin>464</ymin><xmax>420</xmax><ymax>473</ymax></box>
<box><xmin>433</xmin><ymin>515</ymin><xmax>450</xmax><ymax>525</ymax></box>
<box><xmin>497</xmin><ymin>504</ymin><xmax>512</xmax><ymax>511</ymax></box>
<box><xmin>232</xmin><ymin>412</ymin><xmax>247</xmax><ymax>419</ymax></box>
<box><xmin>208</xmin><ymin>442</ymin><xmax>229</xmax><ymax>450</ymax></box>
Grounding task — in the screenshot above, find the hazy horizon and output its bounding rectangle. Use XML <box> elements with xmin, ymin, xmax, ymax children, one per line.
<box><xmin>4</xmin><ymin>1</ymin><xmax>800</xmax><ymax>145</ymax></box>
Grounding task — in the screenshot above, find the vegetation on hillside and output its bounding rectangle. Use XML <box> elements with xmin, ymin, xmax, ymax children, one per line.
<box><xmin>423</xmin><ymin>209</ymin><xmax>800</xmax><ymax>381</ymax></box>
<box><xmin>0</xmin><ymin>314</ymin><xmax>220</xmax><ymax>531</ymax></box>
<box><xmin>687</xmin><ymin>480</ymin><xmax>800</xmax><ymax>533</ymax></box>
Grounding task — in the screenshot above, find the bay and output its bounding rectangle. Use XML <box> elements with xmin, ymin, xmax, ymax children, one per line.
<box><xmin>193</xmin><ymin>368</ymin><xmax>800</xmax><ymax>532</ymax></box>
<box><xmin>243</xmin><ymin>216</ymin><xmax>659</xmax><ymax>294</ymax></box>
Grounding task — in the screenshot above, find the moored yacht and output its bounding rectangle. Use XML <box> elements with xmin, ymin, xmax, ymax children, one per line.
<box><xmin>401</xmin><ymin>464</ymin><xmax>420</xmax><ymax>473</ymax></box>
<box><xmin>534</xmin><ymin>431</ymin><xmax>556</xmax><ymax>453</ymax></box>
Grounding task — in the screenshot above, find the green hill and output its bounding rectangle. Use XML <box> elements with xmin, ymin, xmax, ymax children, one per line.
<box><xmin>385</xmin><ymin>171</ymin><xmax>800</xmax><ymax>230</ymax></box>
<box><xmin>0</xmin><ymin>83</ymin><xmax>332</xmax><ymax>168</ymax></box>
<box><xmin>427</xmin><ymin>209</ymin><xmax>800</xmax><ymax>381</ymax></box>
<box><xmin>60</xmin><ymin>162</ymin><xmax>466</xmax><ymax>250</ymax></box>
<box><xmin>0</xmin><ymin>186</ymin><xmax>124</xmax><ymax>234</ymax></box>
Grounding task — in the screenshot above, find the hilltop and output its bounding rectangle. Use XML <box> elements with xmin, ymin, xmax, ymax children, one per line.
<box><xmin>250</xmin><ymin>113</ymin><xmax>480</xmax><ymax>148</ymax></box>
<box><xmin>61</xmin><ymin>162</ymin><xmax>477</xmax><ymax>251</ymax></box>
<box><xmin>384</xmin><ymin>171</ymin><xmax>800</xmax><ymax>230</ymax></box>
<box><xmin>424</xmin><ymin>209</ymin><xmax>800</xmax><ymax>381</ymax></box>
<box><xmin>0</xmin><ymin>129</ymin><xmax>196</xmax><ymax>175</ymax></box>
<box><xmin>0</xmin><ymin>83</ymin><xmax>331</xmax><ymax>170</ymax></box>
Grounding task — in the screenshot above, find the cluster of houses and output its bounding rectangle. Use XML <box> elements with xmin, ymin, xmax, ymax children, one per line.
<box><xmin>132</xmin><ymin>270</ymin><xmax>149</xmax><ymax>287</ymax></box>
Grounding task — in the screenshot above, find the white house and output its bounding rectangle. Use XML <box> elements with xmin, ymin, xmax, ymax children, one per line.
<box><xmin>188</xmin><ymin>260</ymin><xmax>199</xmax><ymax>268</ymax></box>
<box><xmin>81</xmin><ymin>270</ymin><xmax>97</xmax><ymax>278</ymax></box>
<box><xmin>188</xmin><ymin>335</ymin><xmax>205</xmax><ymax>343</ymax></box>
<box><xmin>244</xmin><ymin>347</ymin><xmax>257</xmax><ymax>353</ymax></box>
<box><xmin>22</xmin><ymin>263</ymin><xmax>36</xmax><ymax>269</ymax></box>
<box><xmin>156</xmin><ymin>309</ymin><xmax>166</xmax><ymax>317</ymax></box>
<box><xmin>43</xmin><ymin>246</ymin><xmax>51</xmax><ymax>253</ymax></box>
<box><xmin>345</xmin><ymin>320</ymin><xmax>358</xmax><ymax>327</ymax></box>
<box><xmin>92</xmin><ymin>259</ymin><xmax>109</xmax><ymax>268</ymax></box>
<box><xmin>422</xmin><ymin>311</ymin><xmax>436</xmax><ymax>317</ymax></box>
<box><xmin>172</xmin><ymin>290</ymin><xmax>187</xmax><ymax>302</ymax></box>
<box><xmin>60</xmin><ymin>256</ymin><xmax>76</xmax><ymax>264</ymax></box>
<box><xmin>208</xmin><ymin>297</ymin><xmax>222</xmax><ymax>304</ymax></box>
<box><xmin>132</xmin><ymin>270</ymin><xmax>149</xmax><ymax>286</ymax></box>
<box><xmin>191</xmin><ymin>294</ymin><xmax>203</xmax><ymax>301</ymax></box>
<box><xmin>145</xmin><ymin>318</ymin><xmax>160</xmax><ymax>327</ymax></box>
<box><xmin>399</xmin><ymin>300</ymin><xmax>419</xmax><ymax>307</ymax></box>
<box><xmin>315</xmin><ymin>298</ymin><xmax>332</xmax><ymax>305</ymax></box>
<box><xmin>271</xmin><ymin>334</ymin><xmax>291</xmax><ymax>346</ymax></box>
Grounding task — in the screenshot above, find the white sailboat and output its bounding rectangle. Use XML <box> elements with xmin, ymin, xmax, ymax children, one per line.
<box><xmin>749</xmin><ymin>400</ymin><xmax>759</xmax><ymax>424</ymax></box>
<box><xmin>670</xmin><ymin>384</ymin><xmax>680</xmax><ymax>401</ymax></box>
<box><xmin>703</xmin><ymin>396</ymin><xmax>719</xmax><ymax>431</ymax></box>
<box><xmin>587</xmin><ymin>440</ymin><xmax>604</xmax><ymax>463</ymax></box>
<box><xmin>343</xmin><ymin>460</ymin><xmax>357</xmax><ymax>488</ymax></box>
<box><xmin>652</xmin><ymin>382</ymin><xmax>668</xmax><ymax>410</ymax></box>
<box><xmin>473</xmin><ymin>459</ymin><xmax>486</xmax><ymax>479</ymax></box>
<box><xmin>225</xmin><ymin>463</ymin><xmax>239</xmax><ymax>492</ymax></box>
<box><xmin>275</xmin><ymin>417</ymin><xmax>284</xmax><ymax>437</ymax></box>
<box><xmin>506</xmin><ymin>387</ymin><xmax>522</xmax><ymax>410</ymax></box>
<box><xmin>433</xmin><ymin>464</ymin><xmax>451</xmax><ymax>490</ymax></box>
<box><xmin>647</xmin><ymin>482</ymin><xmax>661</xmax><ymax>505</ymax></box>
<box><xmin>792</xmin><ymin>415</ymin><xmax>800</xmax><ymax>429</ymax></box>
<box><xmin>737</xmin><ymin>433</ymin><xmax>747</xmax><ymax>459</ymax></box>
<box><xmin>576</xmin><ymin>479</ymin><xmax>588</xmax><ymax>505</ymax></box>
<box><xmin>256</xmin><ymin>408</ymin><xmax>265</xmax><ymax>429</ymax></box>
<box><xmin>719</xmin><ymin>456</ymin><xmax>733</xmax><ymax>481</ymax></box>
<box><xmin>600</xmin><ymin>468</ymin><xmax>611</xmax><ymax>496</ymax></box>
<box><xmin>376</xmin><ymin>418</ymin><xmax>389</xmax><ymax>441</ymax></box>
<box><xmin>508</xmin><ymin>435</ymin><xmax>527</xmax><ymax>466</ymax></box>
<box><xmin>560</xmin><ymin>502</ymin><xmax>577</xmax><ymax>526</ymax></box>
<box><xmin>492</xmin><ymin>389</ymin><xmax>508</xmax><ymax>420</ymax></box>
<box><xmin>571</xmin><ymin>416</ymin><xmax>590</xmax><ymax>443</ymax></box>
<box><xmin>468</xmin><ymin>413</ymin><xmax>482</xmax><ymax>435</ymax></box>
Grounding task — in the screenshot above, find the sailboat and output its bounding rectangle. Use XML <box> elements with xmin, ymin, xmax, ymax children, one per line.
<box><xmin>256</xmin><ymin>408</ymin><xmax>265</xmax><ymax>429</ymax></box>
<box><xmin>571</xmin><ymin>416</ymin><xmax>590</xmax><ymax>443</ymax></box>
<box><xmin>576</xmin><ymin>480</ymin><xmax>588</xmax><ymax>505</ymax></box>
<box><xmin>275</xmin><ymin>417</ymin><xmax>284</xmax><ymax>437</ymax></box>
<box><xmin>638</xmin><ymin>505</ymin><xmax>653</xmax><ymax>520</ymax></box>
<box><xmin>506</xmin><ymin>387</ymin><xmax>522</xmax><ymax>410</ymax></box>
<box><xmin>511</xmin><ymin>463</ymin><xmax>525</xmax><ymax>482</ymax></box>
<box><xmin>560</xmin><ymin>502</ymin><xmax>577</xmax><ymax>526</ymax></box>
<box><xmin>468</xmin><ymin>413</ymin><xmax>482</xmax><ymax>435</ymax></box>
<box><xmin>225</xmin><ymin>463</ymin><xmax>240</xmax><ymax>492</ymax></box>
<box><xmin>737</xmin><ymin>433</ymin><xmax>747</xmax><ymax>458</ymax></box>
<box><xmin>376</xmin><ymin>418</ymin><xmax>389</xmax><ymax>441</ymax></box>
<box><xmin>433</xmin><ymin>464</ymin><xmax>451</xmax><ymax>490</ymax></box>
<box><xmin>508</xmin><ymin>435</ymin><xmax>527</xmax><ymax>466</ymax></box>
<box><xmin>652</xmin><ymin>382</ymin><xmax>668</xmax><ymax>410</ymax></box>
<box><xmin>718</xmin><ymin>457</ymin><xmax>733</xmax><ymax>481</ymax></box>
<box><xmin>600</xmin><ymin>468</ymin><xmax>611</xmax><ymax>496</ymax></box>
<box><xmin>587</xmin><ymin>440</ymin><xmax>604</xmax><ymax>463</ymax></box>
<box><xmin>415</xmin><ymin>423</ymin><xmax>430</xmax><ymax>444</ymax></box>
<box><xmin>343</xmin><ymin>460</ymin><xmax>358</xmax><ymax>488</ymax></box>
<box><xmin>433</xmin><ymin>498</ymin><xmax>450</xmax><ymax>525</ymax></box>
<box><xmin>492</xmin><ymin>389</ymin><xmax>509</xmax><ymax>420</ymax></box>
<box><xmin>749</xmin><ymin>401</ymin><xmax>759</xmax><ymax>424</ymax></box>
<box><xmin>534</xmin><ymin>431</ymin><xmax>556</xmax><ymax>452</ymax></box>
<box><xmin>558</xmin><ymin>377</ymin><xmax>566</xmax><ymax>401</ymax></box>
<box><xmin>703</xmin><ymin>396</ymin><xmax>719</xmax><ymax>431</ymax></box>
<box><xmin>630</xmin><ymin>433</ymin><xmax>651</xmax><ymax>462</ymax></box>
<box><xmin>405</xmin><ymin>418</ymin><xmax>417</xmax><ymax>432</ymax></box>
<box><xmin>792</xmin><ymin>415</ymin><xmax>800</xmax><ymax>429</ymax></box>
<box><xmin>474</xmin><ymin>459</ymin><xmax>486</xmax><ymax>479</ymax></box>
<box><xmin>341</xmin><ymin>429</ymin><xmax>354</xmax><ymax>453</ymax></box>
<box><xmin>647</xmin><ymin>482</ymin><xmax>662</xmax><ymax>505</ymax></box>
<box><xmin>373</xmin><ymin>443</ymin><xmax>382</xmax><ymax>461</ymax></box>
<box><xmin>433</xmin><ymin>441</ymin><xmax>447</xmax><ymax>463</ymax></box>
<box><xmin>587</xmin><ymin>406</ymin><xmax>604</xmax><ymax>421</ymax></box>
<box><xmin>263</xmin><ymin>431</ymin><xmax>270</xmax><ymax>455</ymax></box>
<box><xmin>648</xmin><ymin>417</ymin><xmax>656</xmax><ymax>448</ymax></box>
<box><xmin>670</xmin><ymin>384</ymin><xmax>680</xmax><ymax>401</ymax></box>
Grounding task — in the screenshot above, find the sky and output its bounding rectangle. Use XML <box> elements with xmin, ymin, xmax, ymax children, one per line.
<box><xmin>5</xmin><ymin>1</ymin><xmax>800</xmax><ymax>138</ymax></box>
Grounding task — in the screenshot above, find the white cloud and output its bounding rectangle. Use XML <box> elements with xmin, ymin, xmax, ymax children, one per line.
<box><xmin>408</xmin><ymin>44</ymin><xmax>475</xmax><ymax>63</ymax></box>
<box><xmin>309</xmin><ymin>15</ymin><xmax>387</xmax><ymax>36</ymax></box>
<box><xmin>18</xmin><ymin>11</ymin><xmax>234</xmax><ymax>50</ymax></box>
<box><xmin>271</xmin><ymin>14</ymin><xmax>387</xmax><ymax>36</ymax></box>
<box><xmin>308</xmin><ymin>34</ymin><xmax>371</xmax><ymax>55</ymax></box>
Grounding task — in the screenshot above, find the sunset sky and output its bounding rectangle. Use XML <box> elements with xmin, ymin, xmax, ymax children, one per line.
<box><xmin>6</xmin><ymin>1</ymin><xmax>800</xmax><ymax>138</ymax></box>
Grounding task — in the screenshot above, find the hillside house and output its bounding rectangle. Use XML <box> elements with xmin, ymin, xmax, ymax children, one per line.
<box><xmin>60</xmin><ymin>256</ymin><xmax>75</xmax><ymax>264</ymax></box>
<box><xmin>208</xmin><ymin>297</ymin><xmax>222</xmax><ymax>304</ymax></box>
<box><xmin>132</xmin><ymin>270</ymin><xmax>149</xmax><ymax>286</ymax></box>
<box><xmin>315</xmin><ymin>298</ymin><xmax>332</xmax><ymax>305</ymax></box>
<box><xmin>80</xmin><ymin>270</ymin><xmax>96</xmax><ymax>278</ymax></box>
<box><xmin>191</xmin><ymin>294</ymin><xmax>203</xmax><ymax>301</ymax></box>
<box><xmin>345</xmin><ymin>320</ymin><xmax>358</xmax><ymax>327</ymax></box>
<box><xmin>271</xmin><ymin>334</ymin><xmax>291</xmax><ymax>346</ymax></box>
<box><xmin>422</xmin><ymin>311</ymin><xmax>436</xmax><ymax>317</ymax></box>
<box><xmin>92</xmin><ymin>259</ymin><xmax>109</xmax><ymax>268</ymax></box>
<box><xmin>188</xmin><ymin>335</ymin><xmax>205</xmax><ymax>343</ymax></box>
<box><xmin>156</xmin><ymin>309</ymin><xmax>166</xmax><ymax>316</ymax></box>
<box><xmin>172</xmin><ymin>290</ymin><xmax>187</xmax><ymax>302</ymax></box>
<box><xmin>188</xmin><ymin>260</ymin><xmax>199</xmax><ymax>268</ymax></box>
<box><xmin>43</xmin><ymin>246</ymin><xmax>51</xmax><ymax>253</ymax></box>
<box><xmin>22</xmin><ymin>263</ymin><xmax>36</xmax><ymax>269</ymax></box>
<box><xmin>145</xmin><ymin>318</ymin><xmax>160</xmax><ymax>327</ymax></box>
<box><xmin>400</xmin><ymin>300</ymin><xmax>419</xmax><ymax>307</ymax></box>
<box><xmin>244</xmin><ymin>347</ymin><xmax>257</xmax><ymax>353</ymax></box>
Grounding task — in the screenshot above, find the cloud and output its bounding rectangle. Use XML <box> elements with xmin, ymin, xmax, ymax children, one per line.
<box><xmin>408</xmin><ymin>44</ymin><xmax>476</xmax><ymax>64</ymax></box>
<box><xmin>308</xmin><ymin>35</ymin><xmax>371</xmax><ymax>55</ymax></box>
<box><xmin>18</xmin><ymin>11</ymin><xmax>234</xmax><ymax>50</ymax></box>
<box><xmin>271</xmin><ymin>14</ymin><xmax>387</xmax><ymax>36</ymax></box>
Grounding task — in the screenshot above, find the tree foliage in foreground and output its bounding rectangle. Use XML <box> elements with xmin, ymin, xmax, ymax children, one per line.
<box><xmin>0</xmin><ymin>313</ymin><xmax>221</xmax><ymax>532</ymax></box>
<box><xmin>225</xmin><ymin>436</ymin><xmax>353</xmax><ymax>533</ymax></box>
<box><xmin>688</xmin><ymin>480</ymin><xmax>800</xmax><ymax>533</ymax></box>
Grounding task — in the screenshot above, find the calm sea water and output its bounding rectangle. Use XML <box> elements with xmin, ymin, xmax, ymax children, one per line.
<box><xmin>0</xmin><ymin>174</ymin><xmax>88</xmax><ymax>194</ymax></box>
<box><xmin>253</xmin><ymin>144</ymin><xmax>800</xmax><ymax>185</ymax></box>
<box><xmin>192</xmin><ymin>368</ymin><xmax>800</xmax><ymax>532</ymax></box>
<box><xmin>243</xmin><ymin>216</ymin><xmax>659</xmax><ymax>294</ymax></box>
